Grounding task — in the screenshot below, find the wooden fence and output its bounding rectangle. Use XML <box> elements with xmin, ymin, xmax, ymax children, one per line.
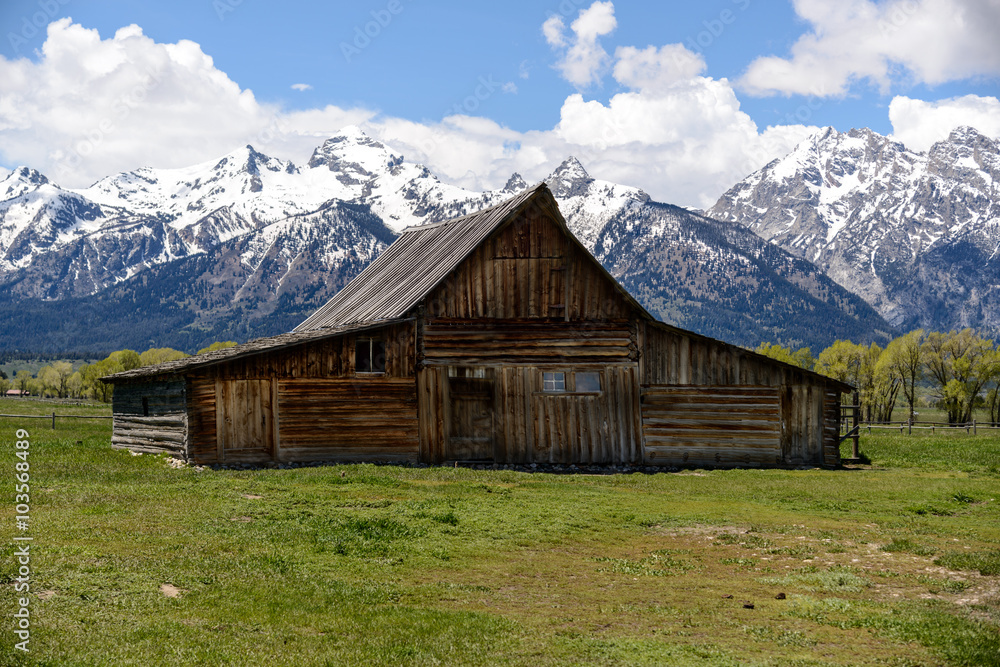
<box><xmin>842</xmin><ymin>420</ymin><xmax>1000</xmax><ymax>436</ymax></box>
<box><xmin>0</xmin><ymin>412</ymin><xmax>112</xmax><ymax>428</ymax></box>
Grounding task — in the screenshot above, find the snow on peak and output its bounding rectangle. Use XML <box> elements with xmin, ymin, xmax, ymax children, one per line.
<box><xmin>502</xmin><ymin>172</ymin><xmax>528</xmax><ymax>193</ymax></box>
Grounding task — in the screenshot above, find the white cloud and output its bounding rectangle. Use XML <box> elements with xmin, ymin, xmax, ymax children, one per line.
<box><xmin>0</xmin><ymin>20</ymin><xmax>372</xmax><ymax>187</ymax></box>
<box><xmin>740</xmin><ymin>0</ymin><xmax>1000</xmax><ymax>97</ymax></box>
<box><xmin>889</xmin><ymin>95</ymin><xmax>1000</xmax><ymax>151</ymax></box>
<box><xmin>291</xmin><ymin>83</ymin><xmax>312</xmax><ymax>91</ymax></box>
<box><xmin>501</xmin><ymin>82</ymin><xmax>517</xmax><ymax>94</ymax></box>
<box><xmin>612</xmin><ymin>44</ymin><xmax>706</xmax><ymax>91</ymax></box>
<box><xmin>543</xmin><ymin>1</ymin><xmax>617</xmax><ymax>88</ymax></box>
<box><xmin>0</xmin><ymin>16</ymin><xmax>816</xmax><ymax>208</ymax></box>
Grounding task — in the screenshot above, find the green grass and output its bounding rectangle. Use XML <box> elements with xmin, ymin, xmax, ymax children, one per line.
<box><xmin>1</xmin><ymin>400</ymin><xmax>998</xmax><ymax>665</ymax></box>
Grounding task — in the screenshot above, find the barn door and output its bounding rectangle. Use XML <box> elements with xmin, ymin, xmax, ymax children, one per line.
<box><xmin>446</xmin><ymin>369</ymin><xmax>496</xmax><ymax>461</ymax></box>
<box><xmin>216</xmin><ymin>379</ymin><xmax>276</xmax><ymax>462</ymax></box>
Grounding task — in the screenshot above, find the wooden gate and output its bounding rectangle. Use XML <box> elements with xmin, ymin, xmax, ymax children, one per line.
<box><xmin>446</xmin><ymin>373</ymin><xmax>496</xmax><ymax>461</ymax></box>
<box><xmin>216</xmin><ymin>379</ymin><xmax>276</xmax><ymax>463</ymax></box>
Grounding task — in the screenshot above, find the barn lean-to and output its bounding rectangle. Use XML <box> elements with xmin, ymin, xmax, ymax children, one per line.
<box><xmin>103</xmin><ymin>183</ymin><xmax>851</xmax><ymax>468</ymax></box>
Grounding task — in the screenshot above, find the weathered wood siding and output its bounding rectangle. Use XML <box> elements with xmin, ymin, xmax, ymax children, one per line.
<box><xmin>183</xmin><ymin>322</ymin><xmax>418</xmax><ymax>464</ymax></box>
<box><xmin>639</xmin><ymin>322</ymin><xmax>841</xmax><ymax>467</ymax></box>
<box><xmin>421</xmin><ymin>320</ymin><xmax>635</xmax><ymax>364</ymax></box>
<box><xmin>277</xmin><ymin>379</ymin><xmax>418</xmax><ymax>462</ymax></box>
<box><xmin>642</xmin><ymin>386</ymin><xmax>781</xmax><ymax>467</ymax></box>
<box><xmin>424</xmin><ymin>203</ymin><xmax>632</xmax><ymax>322</ymax></box>
<box><xmin>418</xmin><ymin>364</ymin><xmax>640</xmax><ymax>464</ymax></box>
<box><xmin>214</xmin><ymin>379</ymin><xmax>276</xmax><ymax>463</ymax></box>
<box><xmin>111</xmin><ymin>381</ymin><xmax>187</xmax><ymax>457</ymax></box>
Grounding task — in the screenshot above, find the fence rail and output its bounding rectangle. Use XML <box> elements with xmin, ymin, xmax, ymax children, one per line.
<box><xmin>0</xmin><ymin>412</ymin><xmax>112</xmax><ymax>428</ymax></box>
<box><xmin>840</xmin><ymin>420</ymin><xmax>1000</xmax><ymax>435</ymax></box>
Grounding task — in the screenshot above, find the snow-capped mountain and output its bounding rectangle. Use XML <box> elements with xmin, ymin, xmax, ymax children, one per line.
<box><xmin>0</xmin><ymin>127</ymin><xmax>895</xmax><ymax>353</ymax></box>
<box><xmin>710</xmin><ymin>126</ymin><xmax>1000</xmax><ymax>332</ymax></box>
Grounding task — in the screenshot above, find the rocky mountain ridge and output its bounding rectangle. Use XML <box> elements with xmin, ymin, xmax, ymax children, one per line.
<box><xmin>1</xmin><ymin>128</ymin><xmax>897</xmax><ymax>353</ymax></box>
<box><xmin>709</xmin><ymin>125</ymin><xmax>1000</xmax><ymax>333</ymax></box>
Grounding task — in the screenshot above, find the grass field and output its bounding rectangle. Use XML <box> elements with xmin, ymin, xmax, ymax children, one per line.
<box><xmin>2</xmin><ymin>400</ymin><xmax>999</xmax><ymax>666</ymax></box>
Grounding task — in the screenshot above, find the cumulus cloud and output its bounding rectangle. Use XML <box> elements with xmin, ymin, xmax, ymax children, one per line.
<box><xmin>0</xmin><ymin>20</ymin><xmax>372</xmax><ymax>187</ymax></box>
<box><xmin>889</xmin><ymin>95</ymin><xmax>1000</xmax><ymax>151</ymax></box>
<box><xmin>0</xmin><ymin>16</ymin><xmax>814</xmax><ymax>206</ymax></box>
<box><xmin>33</xmin><ymin>14</ymin><xmax>995</xmax><ymax>209</ymax></box>
<box><xmin>740</xmin><ymin>0</ymin><xmax>1000</xmax><ymax>97</ymax></box>
<box><xmin>290</xmin><ymin>83</ymin><xmax>312</xmax><ymax>91</ymax></box>
<box><xmin>612</xmin><ymin>44</ymin><xmax>706</xmax><ymax>90</ymax></box>
<box><xmin>543</xmin><ymin>1</ymin><xmax>617</xmax><ymax>88</ymax></box>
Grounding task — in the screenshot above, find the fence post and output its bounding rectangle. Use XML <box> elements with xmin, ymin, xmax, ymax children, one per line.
<box><xmin>973</xmin><ymin>420</ymin><xmax>976</xmax><ymax>435</ymax></box>
<box><xmin>852</xmin><ymin>390</ymin><xmax>860</xmax><ymax>460</ymax></box>
<box><xmin>51</xmin><ymin>411</ymin><xmax>56</xmax><ymax>429</ymax></box>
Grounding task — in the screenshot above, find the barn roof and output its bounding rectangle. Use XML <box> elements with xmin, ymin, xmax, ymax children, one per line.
<box><xmin>102</xmin><ymin>319</ymin><xmax>408</xmax><ymax>382</ymax></box>
<box><xmin>294</xmin><ymin>183</ymin><xmax>653</xmax><ymax>330</ymax></box>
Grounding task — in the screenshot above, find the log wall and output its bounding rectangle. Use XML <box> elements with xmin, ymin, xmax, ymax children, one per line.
<box><xmin>111</xmin><ymin>381</ymin><xmax>187</xmax><ymax>457</ymax></box>
<box><xmin>276</xmin><ymin>378</ymin><xmax>418</xmax><ymax>462</ymax></box>
<box><xmin>641</xmin><ymin>386</ymin><xmax>781</xmax><ymax>467</ymax></box>
<box><xmin>639</xmin><ymin>322</ymin><xmax>842</xmax><ymax>467</ymax></box>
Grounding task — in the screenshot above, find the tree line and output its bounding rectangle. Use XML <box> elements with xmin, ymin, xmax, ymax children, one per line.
<box><xmin>755</xmin><ymin>329</ymin><xmax>1000</xmax><ymax>424</ymax></box>
<box><xmin>0</xmin><ymin>342</ymin><xmax>237</xmax><ymax>403</ymax></box>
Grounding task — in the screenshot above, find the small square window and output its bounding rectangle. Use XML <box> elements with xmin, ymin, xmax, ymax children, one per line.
<box><xmin>543</xmin><ymin>372</ymin><xmax>566</xmax><ymax>392</ymax></box>
<box><xmin>355</xmin><ymin>339</ymin><xmax>386</xmax><ymax>373</ymax></box>
<box><xmin>576</xmin><ymin>372</ymin><xmax>601</xmax><ymax>393</ymax></box>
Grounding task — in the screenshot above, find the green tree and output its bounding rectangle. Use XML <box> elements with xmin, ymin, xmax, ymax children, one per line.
<box><xmin>816</xmin><ymin>340</ymin><xmax>887</xmax><ymax>421</ymax></box>
<box><xmin>883</xmin><ymin>330</ymin><xmax>924</xmax><ymax>423</ymax></box>
<box><xmin>67</xmin><ymin>371</ymin><xmax>84</xmax><ymax>399</ymax></box>
<box><xmin>197</xmin><ymin>341</ymin><xmax>238</xmax><ymax>355</ymax></box>
<box><xmin>140</xmin><ymin>347</ymin><xmax>189</xmax><ymax>366</ymax></box>
<box><xmin>753</xmin><ymin>342</ymin><xmax>813</xmax><ymax>369</ymax></box>
<box><xmin>38</xmin><ymin>364</ymin><xmax>58</xmax><ymax>397</ymax></box>
<box><xmin>15</xmin><ymin>370</ymin><xmax>32</xmax><ymax>396</ymax></box>
<box><xmin>922</xmin><ymin>330</ymin><xmax>998</xmax><ymax>423</ymax></box>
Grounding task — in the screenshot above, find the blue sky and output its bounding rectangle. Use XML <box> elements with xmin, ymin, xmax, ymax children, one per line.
<box><xmin>1</xmin><ymin>0</ymin><xmax>998</xmax><ymax>206</ymax></box>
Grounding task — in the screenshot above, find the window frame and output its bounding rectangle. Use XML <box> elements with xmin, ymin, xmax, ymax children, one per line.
<box><xmin>355</xmin><ymin>338</ymin><xmax>387</xmax><ymax>375</ymax></box>
<box><xmin>542</xmin><ymin>371</ymin><xmax>567</xmax><ymax>393</ymax></box>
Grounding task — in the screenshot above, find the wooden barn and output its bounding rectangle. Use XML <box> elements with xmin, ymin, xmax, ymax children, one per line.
<box><xmin>103</xmin><ymin>184</ymin><xmax>851</xmax><ymax>468</ymax></box>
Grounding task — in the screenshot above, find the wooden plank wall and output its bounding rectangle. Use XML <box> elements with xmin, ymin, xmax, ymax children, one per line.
<box><xmin>527</xmin><ymin>366</ymin><xmax>641</xmax><ymax>465</ymax></box>
<box><xmin>418</xmin><ymin>364</ymin><xmax>640</xmax><ymax>464</ymax></box>
<box><xmin>639</xmin><ymin>323</ymin><xmax>841</xmax><ymax>467</ymax></box>
<box><xmin>642</xmin><ymin>386</ymin><xmax>781</xmax><ymax>467</ymax></box>
<box><xmin>184</xmin><ymin>321</ymin><xmax>418</xmax><ymax>465</ymax></box>
<box><xmin>187</xmin><ymin>376</ymin><xmax>218</xmax><ymax>463</ymax></box>
<box><xmin>208</xmin><ymin>322</ymin><xmax>415</xmax><ymax>380</ymax></box>
<box><xmin>822</xmin><ymin>389</ymin><xmax>842</xmax><ymax>467</ymax></box>
<box><xmin>214</xmin><ymin>379</ymin><xmax>276</xmax><ymax>463</ymax></box>
<box><xmin>277</xmin><ymin>379</ymin><xmax>418</xmax><ymax>462</ymax></box>
<box><xmin>111</xmin><ymin>381</ymin><xmax>188</xmax><ymax>457</ymax></box>
<box><xmin>424</xmin><ymin>205</ymin><xmax>632</xmax><ymax>321</ymax></box>
<box><xmin>422</xmin><ymin>320</ymin><xmax>635</xmax><ymax>364</ymax></box>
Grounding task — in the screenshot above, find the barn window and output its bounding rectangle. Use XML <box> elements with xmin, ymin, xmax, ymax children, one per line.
<box><xmin>141</xmin><ymin>397</ymin><xmax>149</xmax><ymax>416</ymax></box>
<box><xmin>542</xmin><ymin>372</ymin><xmax>566</xmax><ymax>392</ymax></box>
<box><xmin>355</xmin><ymin>339</ymin><xmax>386</xmax><ymax>373</ymax></box>
<box><xmin>575</xmin><ymin>372</ymin><xmax>601</xmax><ymax>393</ymax></box>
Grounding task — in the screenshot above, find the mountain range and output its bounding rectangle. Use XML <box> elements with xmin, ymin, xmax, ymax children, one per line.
<box><xmin>710</xmin><ymin>125</ymin><xmax>1000</xmax><ymax>334</ymax></box>
<box><xmin>2</xmin><ymin>124</ymin><xmax>996</xmax><ymax>355</ymax></box>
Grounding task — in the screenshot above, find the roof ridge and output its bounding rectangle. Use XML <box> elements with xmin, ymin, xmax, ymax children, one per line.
<box><xmin>400</xmin><ymin>182</ymin><xmax>546</xmax><ymax>233</ymax></box>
